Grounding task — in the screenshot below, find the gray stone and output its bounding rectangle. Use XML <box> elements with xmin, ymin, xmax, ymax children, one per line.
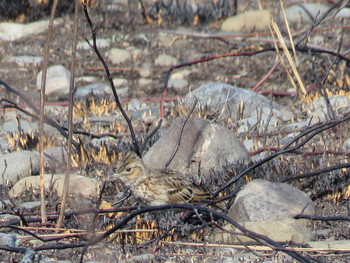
<box><xmin>221</xmin><ymin>10</ymin><xmax>271</xmax><ymax>31</ymax></box>
<box><xmin>0</xmin><ymin>19</ymin><xmax>63</xmax><ymax>41</ymax></box>
<box><xmin>8</xmin><ymin>56</ymin><xmax>43</xmax><ymax>65</ymax></box>
<box><xmin>143</xmin><ymin>117</ymin><xmax>251</xmax><ymax>182</ymax></box>
<box><xmin>216</xmin><ymin>218</ymin><xmax>313</xmax><ymax>244</ymax></box>
<box><xmin>307</xmin><ymin>95</ymin><xmax>350</xmax><ymax>122</ymax></box>
<box><xmin>282</xmin><ymin>4</ymin><xmax>329</xmax><ymax>25</ymax></box>
<box><xmin>20</xmin><ymin>249</ymin><xmax>36</xmax><ymax>263</ymax></box>
<box><xmin>126</xmin><ymin>253</ymin><xmax>155</xmax><ymax>262</ymax></box>
<box><xmin>0</xmin><ymin>214</ymin><xmax>21</xmax><ymax>223</ymax></box>
<box><xmin>138</xmin><ymin>78</ymin><xmax>152</xmax><ymax>87</ymax></box>
<box><xmin>18</xmin><ymin>201</ymin><xmax>41</xmax><ymax>211</ymax></box>
<box><xmin>10</xmin><ymin>174</ymin><xmax>100</xmax><ymax>198</ymax></box>
<box><xmin>308</xmin><ymin>240</ymin><xmax>350</xmax><ymax>250</ymax></box>
<box><xmin>168</xmin><ymin>78</ymin><xmax>188</xmax><ymax>90</ymax></box>
<box><xmin>74</xmin><ymin>82</ymin><xmax>113</xmax><ymax>98</ymax></box>
<box><xmin>1</xmin><ymin>119</ymin><xmax>57</xmax><ymax>135</ymax></box>
<box><xmin>139</xmin><ymin>66</ymin><xmax>152</xmax><ymax>78</ymax></box>
<box><xmin>171</xmin><ymin>69</ymin><xmax>191</xmax><ymax>80</ymax></box>
<box><xmin>154</xmin><ymin>54</ymin><xmax>179</xmax><ymax>66</ymax></box>
<box><xmin>0</xmin><ymin>139</ymin><xmax>10</xmax><ymax>154</ymax></box>
<box><xmin>342</xmin><ymin>138</ymin><xmax>350</xmax><ymax>151</ymax></box>
<box><xmin>36</xmin><ymin>65</ymin><xmax>70</xmax><ymax>100</ymax></box>
<box><xmin>229</xmin><ymin>179</ymin><xmax>314</xmax><ymax>222</ymax></box>
<box><xmin>105</xmin><ymin>48</ymin><xmax>131</xmax><ymax>64</ymax></box>
<box><xmin>1</xmin><ymin>119</ymin><xmax>33</xmax><ymax>133</ymax></box>
<box><xmin>88</xmin><ymin>116</ymin><xmax>118</xmax><ymax>124</ymax></box>
<box><xmin>338</xmin><ymin>8</ymin><xmax>350</xmax><ymax>18</ymax></box>
<box><xmin>91</xmin><ymin>136</ymin><xmax>119</xmax><ymax>150</ymax></box>
<box><xmin>129</xmin><ymin>47</ymin><xmax>142</xmax><ymax>60</ymax></box>
<box><xmin>236</xmin><ymin>115</ymin><xmax>280</xmax><ymax>134</ymax></box>
<box><xmin>112</xmin><ymin>78</ymin><xmax>128</xmax><ymax>87</ymax></box>
<box><xmin>128</xmin><ymin>99</ymin><xmax>142</xmax><ymax>111</ymax></box>
<box><xmin>184</xmin><ymin>82</ymin><xmax>287</xmax><ymax>120</ymax></box>
<box><xmin>172</xmin><ymin>38</ymin><xmax>192</xmax><ymax>49</ymax></box>
<box><xmin>0</xmin><ymin>233</ymin><xmax>16</xmax><ymax>247</ymax></box>
<box><xmin>77</xmin><ymin>38</ymin><xmax>110</xmax><ymax>50</ymax></box>
<box><xmin>0</xmin><ymin>151</ymin><xmax>40</xmax><ymax>185</ymax></box>
<box><xmin>131</xmin><ymin>106</ymin><xmax>159</xmax><ymax>123</ymax></box>
<box><xmin>76</xmin><ymin>76</ymin><xmax>99</xmax><ymax>83</ymax></box>
<box><xmin>0</xmin><ymin>199</ymin><xmax>12</xmax><ymax>210</ymax></box>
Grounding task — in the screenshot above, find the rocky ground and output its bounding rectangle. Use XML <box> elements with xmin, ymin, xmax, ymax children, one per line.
<box><xmin>0</xmin><ymin>0</ymin><xmax>350</xmax><ymax>262</ymax></box>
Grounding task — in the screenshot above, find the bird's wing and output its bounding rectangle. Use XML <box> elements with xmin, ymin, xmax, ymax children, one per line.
<box><xmin>153</xmin><ymin>169</ymin><xmax>208</xmax><ymax>203</ymax></box>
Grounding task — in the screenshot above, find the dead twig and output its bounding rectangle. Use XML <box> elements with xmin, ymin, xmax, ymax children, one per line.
<box><xmin>164</xmin><ymin>100</ymin><xmax>198</xmax><ymax>169</ymax></box>
<box><xmin>57</xmin><ymin>0</ymin><xmax>80</xmax><ymax>228</ymax></box>
<box><xmin>82</xmin><ymin>1</ymin><xmax>140</xmax><ymax>156</ymax></box>
<box><xmin>79</xmin><ymin>204</ymin><xmax>312</xmax><ymax>263</ymax></box>
<box><xmin>294</xmin><ymin>214</ymin><xmax>350</xmax><ymax>221</ymax></box>
<box><xmin>0</xmin><ymin>84</ymin><xmax>80</xmax><ymax>149</ymax></box>
<box><xmin>280</xmin><ymin>162</ymin><xmax>350</xmax><ymax>182</ymax></box>
<box><xmin>38</xmin><ymin>0</ymin><xmax>59</xmax><ymax>225</ymax></box>
<box><xmin>214</xmin><ymin>113</ymin><xmax>350</xmax><ymax>196</ymax></box>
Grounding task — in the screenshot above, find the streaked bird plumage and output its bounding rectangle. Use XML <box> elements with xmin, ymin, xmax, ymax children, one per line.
<box><xmin>115</xmin><ymin>151</ymin><xmax>209</xmax><ymax>205</ymax></box>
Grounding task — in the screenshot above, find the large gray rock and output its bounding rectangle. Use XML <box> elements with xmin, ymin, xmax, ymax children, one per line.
<box><xmin>0</xmin><ymin>19</ymin><xmax>62</xmax><ymax>41</ymax></box>
<box><xmin>74</xmin><ymin>82</ymin><xmax>112</xmax><ymax>98</ymax></box>
<box><xmin>281</xmin><ymin>4</ymin><xmax>329</xmax><ymax>25</ymax></box>
<box><xmin>221</xmin><ymin>10</ymin><xmax>271</xmax><ymax>31</ymax></box>
<box><xmin>216</xmin><ymin>218</ymin><xmax>313</xmax><ymax>243</ymax></box>
<box><xmin>283</xmin><ymin>4</ymin><xmax>350</xmax><ymax>25</ymax></box>
<box><xmin>0</xmin><ymin>151</ymin><xmax>40</xmax><ymax>185</ymax></box>
<box><xmin>36</xmin><ymin>65</ymin><xmax>70</xmax><ymax>100</ymax></box>
<box><xmin>218</xmin><ymin>179</ymin><xmax>315</xmax><ymax>244</ymax></box>
<box><xmin>7</xmin><ymin>56</ymin><xmax>43</xmax><ymax>65</ymax></box>
<box><xmin>105</xmin><ymin>48</ymin><xmax>131</xmax><ymax>64</ymax></box>
<box><xmin>1</xmin><ymin>119</ymin><xmax>58</xmax><ymax>135</ymax></box>
<box><xmin>143</xmin><ymin>117</ymin><xmax>251</xmax><ymax>183</ymax></box>
<box><xmin>154</xmin><ymin>54</ymin><xmax>178</xmax><ymax>66</ymax></box>
<box><xmin>184</xmin><ymin>82</ymin><xmax>290</xmax><ymax>120</ymax></box>
<box><xmin>229</xmin><ymin>179</ymin><xmax>315</xmax><ymax>222</ymax></box>
<box><xmin>77</xmin><ymin>38</ymin><xmax>110</xmax><ymax>50</ymax></box>
<box><xmin>33</xmin><ymin>147</ymin><xmax>67</xmax><ymax>174</ymax></box>
<box><xmin>0</xmin><ymin>233</ymin><xmax>17</xmax><ymax>247</ymax></box>
<box><xmin>307</xmin><ymin>95</ymin><xmax>350</xmax><ymax>122</ymax></box>
<box><xmin>10</xmin><ymin>174</ymin><xmax>100</xmax><ymax>198</ymax></box>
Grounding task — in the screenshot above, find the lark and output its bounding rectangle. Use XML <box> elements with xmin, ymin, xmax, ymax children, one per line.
<box><xmin>114</xmin><ymin>151</ymin><xmax>209</xmax><ymax>205</ymax></box>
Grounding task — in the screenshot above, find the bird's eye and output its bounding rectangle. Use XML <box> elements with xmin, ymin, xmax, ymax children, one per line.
<box><xmin>125</xmin><ymin>167</ymin><xmax>132</xmax><ymax>172</ymax></box>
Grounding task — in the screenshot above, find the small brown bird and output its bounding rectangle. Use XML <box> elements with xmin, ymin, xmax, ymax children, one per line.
<box><xmin>115</xmin><ymin>151</ymin><xmax>209</xmax><ymax>205</ymax></box>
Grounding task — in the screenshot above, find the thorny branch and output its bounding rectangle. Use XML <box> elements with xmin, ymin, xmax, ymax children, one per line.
<box><xmin>214</xmin><ymin>113</ymin><xmax>350</xmax><ymax>196</ymax></box>
<box><xmin>79</xmin><ymin>204</ymin><xmax>312</xmax><ymax>263</ymax></box>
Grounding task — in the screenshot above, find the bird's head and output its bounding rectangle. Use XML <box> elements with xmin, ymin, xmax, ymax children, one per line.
<box><xmin>115</xmin><ymin>151</ymin><xmax>146</xmax><ymax>185</ymax></box>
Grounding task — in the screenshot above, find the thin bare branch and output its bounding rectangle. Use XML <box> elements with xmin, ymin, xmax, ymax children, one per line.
<box><xmin>79</xmin><ymin>204</ymin><xmax>312</xmax><ymax>263</ymax></box>
<box><xmin>213</xmin><ymin>113</ymin><xmax>350</xmax><ymax>196</ymax></box>
<box><xmin>164</xmin><ymin>100</ymin><xmax>198</xmax><ymax>169</ymax></box>
<box><xmin>0</xmin><ymin>82</ymin><xmax>80</xmax><ymax>148</ymax></box>
<box><xmin>81</xmin><ymin>2</ymin><xmax>140</xmax><ymax>156</ymax></box>
<box><xmin>140</xmin><ymin>119</ymin><xmax>163</xmax><ymax>156</ymax></box>
<box><xmin>38</xmin><ymin>0</ymin><xmax>59</xmax><ymax>225</ymax></box>
<box><xmin>57</xmin><ymin>0</ymin><xmax>80</xmax><ymax>228</ymax></box>
<box><xmin>280</xmin><ymin>161</ymin><xmax>350</xmax><ymax>182</ymax></box>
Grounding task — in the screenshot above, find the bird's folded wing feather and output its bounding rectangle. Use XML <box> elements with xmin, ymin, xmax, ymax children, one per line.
<box><xmin>153</xmin><ymin>169</ymin><xmax>208</xmax><ymax>203</ymax></box>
